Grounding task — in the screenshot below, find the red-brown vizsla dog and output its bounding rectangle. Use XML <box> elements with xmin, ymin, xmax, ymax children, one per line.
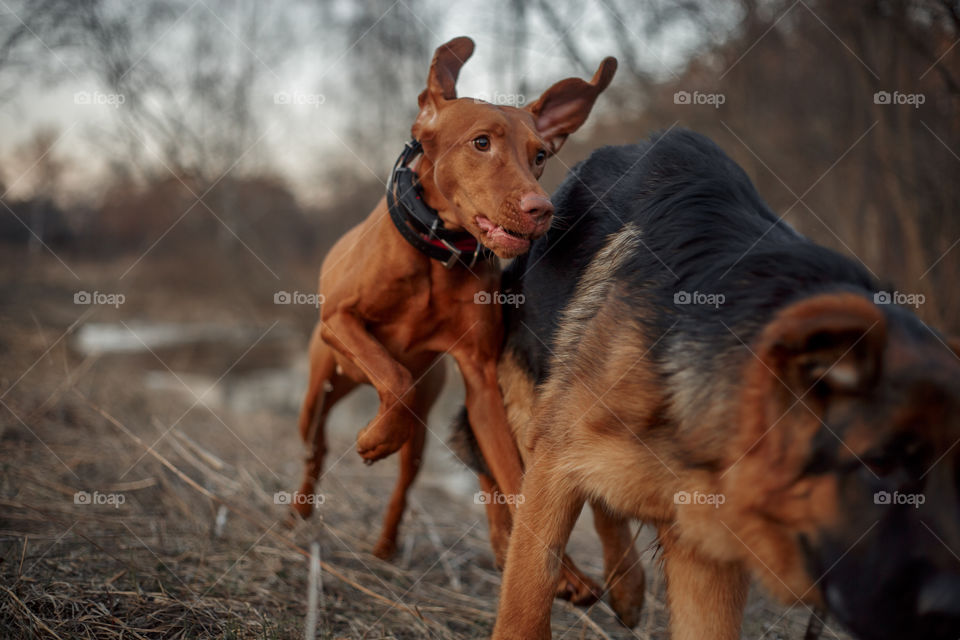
<box><xmin>290</xmin><ymin>36</ymin><xmax>617</xmax><ymax>602</ymax></box>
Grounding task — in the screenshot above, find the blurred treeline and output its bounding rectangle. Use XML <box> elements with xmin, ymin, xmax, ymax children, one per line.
<box><xmin>1</xmin><ymin>0</ymin><xmax>958</xmax><ymax>331</ymax></box>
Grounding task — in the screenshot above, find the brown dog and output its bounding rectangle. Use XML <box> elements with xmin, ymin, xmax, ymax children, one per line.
<box><xmin>291</xmin><ymin>36</ymin><xmax>616</xmax><ymax>602</ymax></box>
<box><xmin>488</xmin><ymin>131</ymin><xmax>960</xmax><ymax>639</ymax></box>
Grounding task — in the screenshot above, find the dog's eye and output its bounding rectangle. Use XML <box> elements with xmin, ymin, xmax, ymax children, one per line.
<box><xmin>473</xmin><ymin>135</ymin><xmax>490</xmax><ymax>151</ymax></box>
<box><xmin>535</xmin><ymin>149</ymin><xmax>547</xmax><ymax>165</ymax></box>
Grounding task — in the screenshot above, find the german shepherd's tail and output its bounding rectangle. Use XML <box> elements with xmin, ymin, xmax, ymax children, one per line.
<box><xmin>447</xmin><ymin>407</ymin><xmax>489</xmax><ymax>475</ymax></box>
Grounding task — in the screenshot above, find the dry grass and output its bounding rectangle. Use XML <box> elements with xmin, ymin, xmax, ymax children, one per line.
<box><xmin>0</xmin><ymin>251</ymin><xmax>845</xmax><ymax>639</ymax></box>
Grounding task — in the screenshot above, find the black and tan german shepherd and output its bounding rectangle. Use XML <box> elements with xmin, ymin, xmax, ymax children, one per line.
<box><xmin>454</xmin><ymin>129</ymin><xmax>960</xmax><ymax>639</ymax></box>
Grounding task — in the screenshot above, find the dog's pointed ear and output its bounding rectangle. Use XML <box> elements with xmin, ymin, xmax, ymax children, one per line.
<box><xmin>525</xmin><ymin>57</ymin><xmax>617</xmax><ymax>155</ymax></box>
<box><xmin>762</xmin><ymin>293</ymin><xmax>887</xmax><ymax>399</ymax></box>
<box><xmin>412</xmin><ymin>36</ymin><xmax>475</xmax><ymax>141</ymax></box>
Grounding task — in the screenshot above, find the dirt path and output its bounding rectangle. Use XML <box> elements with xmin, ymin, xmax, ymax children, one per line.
<box><xmin>0</xmin><ymin>252</ymin><xmax>846</xmax><ymax>639</ymax></box>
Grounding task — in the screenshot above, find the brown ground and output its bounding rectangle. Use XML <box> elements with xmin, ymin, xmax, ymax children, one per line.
<box><xmin>0</xmin><ymin>248</ymin><xmax>849</xmax><ymax>639</ymax></box>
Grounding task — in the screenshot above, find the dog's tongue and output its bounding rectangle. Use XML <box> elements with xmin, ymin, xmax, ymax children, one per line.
<box><xmin>476</xmin><ymin>216</ymin><xmax>530</xmax><ymax>252</ymax></box>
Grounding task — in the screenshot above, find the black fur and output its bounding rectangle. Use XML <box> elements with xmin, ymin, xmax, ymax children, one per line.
<box><xmin>504</xmin><ymin>129</ymin><xmax>896</xmax><ymax>387</ymax></box>
<box><xmin>452</xmin><ymin>128</ymin><xmax>894</xmax><ymax>470</ymax></box>
<box><xmin>447</xmin><ymin>406</ymin><xmax>489</xmax><ymax>475</ymax></box>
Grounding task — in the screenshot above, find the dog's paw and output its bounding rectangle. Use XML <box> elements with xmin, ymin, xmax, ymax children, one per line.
<box><xmin>356</xmin><ymin>435</ymin><xmax>406</xmax><ymax>462</ymax></box>
<box><xmin>555</xmin><ymin>560</ymin><xmax>602</xmax><ymax>606</ymax></box>
<box><xmin>289</xmin><ymin>489</ymin><xmax>316</xmax><ymax>520</ymax></box>
<box><xmin>356</xmin><ymin>410</ymin><xmax>413</xmax><ymax>462</ymax></box>
<box><xmin>372</xmin><ymin>537</ymin><xmax>397</xmax><ymax>560</ymax></box>
<box><xmin>608</xmin><ymin>567</ymin><xmax>645</xmax><ymax>628</ymax></box>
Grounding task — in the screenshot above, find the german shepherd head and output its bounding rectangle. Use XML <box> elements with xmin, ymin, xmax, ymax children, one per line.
<box><xmin>726</xmin><ymin>292</ymin><xmax>960</xmax><ymax>639</ymax></box>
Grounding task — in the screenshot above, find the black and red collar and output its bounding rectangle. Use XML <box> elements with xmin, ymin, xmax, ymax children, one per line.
<box><xmin>386</xmin><ymin>139</ymin><xmax>494</xmax><ymax>269</ymax></box>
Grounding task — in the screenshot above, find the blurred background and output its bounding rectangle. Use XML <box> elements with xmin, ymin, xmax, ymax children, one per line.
<box><xmin>0</xmin><ymin>1</ymin><xmax>957</xmax><ymax>638</ymax></box>
<box><xmin>2</xmin><ymin>0</ymin><xmax>959</xmax><ymax>326</ymax></box>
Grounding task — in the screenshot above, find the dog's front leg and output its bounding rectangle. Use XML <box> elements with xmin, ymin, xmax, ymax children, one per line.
<box><xmin>492</xmin><ymin>454</ymin><xmax>583</xmax><ymax>640</ymax></box>
<box><xmin>660</xmin><ymin>528</ymin><xmax>748</xmax><ymax>640</ymax></box>
<box><xmin>321</xmin><ymin>311</ymin><xmax>416</xmax><ymax>462</ymax></box>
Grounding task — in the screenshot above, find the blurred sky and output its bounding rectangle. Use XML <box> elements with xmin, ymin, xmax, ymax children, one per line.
<box><xmin>0</xmin><ymin>0</ymin><xmax>720</xmax><ymax>205</ymax></box>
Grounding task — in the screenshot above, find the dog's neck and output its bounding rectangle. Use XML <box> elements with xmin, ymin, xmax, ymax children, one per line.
<box><xmin>410</xmin><ymin>154</ymin><xmax>466</xmax><ymax>233</ymax></box>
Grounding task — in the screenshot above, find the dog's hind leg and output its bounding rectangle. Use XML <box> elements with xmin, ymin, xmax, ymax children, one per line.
<box><xmin>478</xmin><ymin>472</ymin><xmax>513</xmax><ymax>569</ymax></box>
<box><xmin>293</xmin><ymin>323</ymin><xmax>356</xmax><ymax>520</ymax></box>
<box><xmin>592</xmin><ymin>504</ymin><xmax>645</xmax><ymax>627</ymax></box>
<box><xmin>372</xmin><ymin>361</ymin><xmax>445</xmax><ymax>560</ymax></box>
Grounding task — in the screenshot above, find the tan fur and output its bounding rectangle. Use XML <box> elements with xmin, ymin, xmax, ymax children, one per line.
<box><xmin>492</xmin><ymin>291</ymin><xmax>900</xmax><ymax>638</ymax></box>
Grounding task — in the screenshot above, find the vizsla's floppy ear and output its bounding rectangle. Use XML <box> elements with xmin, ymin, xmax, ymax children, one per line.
<box><xmin>762</xmin><ymin>293</ymin><xmax>887</xmax><ymax>399</ymax></box>
<box><xmin>526</xmin><ymin>57</ymin><xmax>618</xmax><ymax>154</ymax></box>
<box><xmin>412</xmin><ymin>36</ymin><xmax>475</xmax><ymax>140</ymax></box>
